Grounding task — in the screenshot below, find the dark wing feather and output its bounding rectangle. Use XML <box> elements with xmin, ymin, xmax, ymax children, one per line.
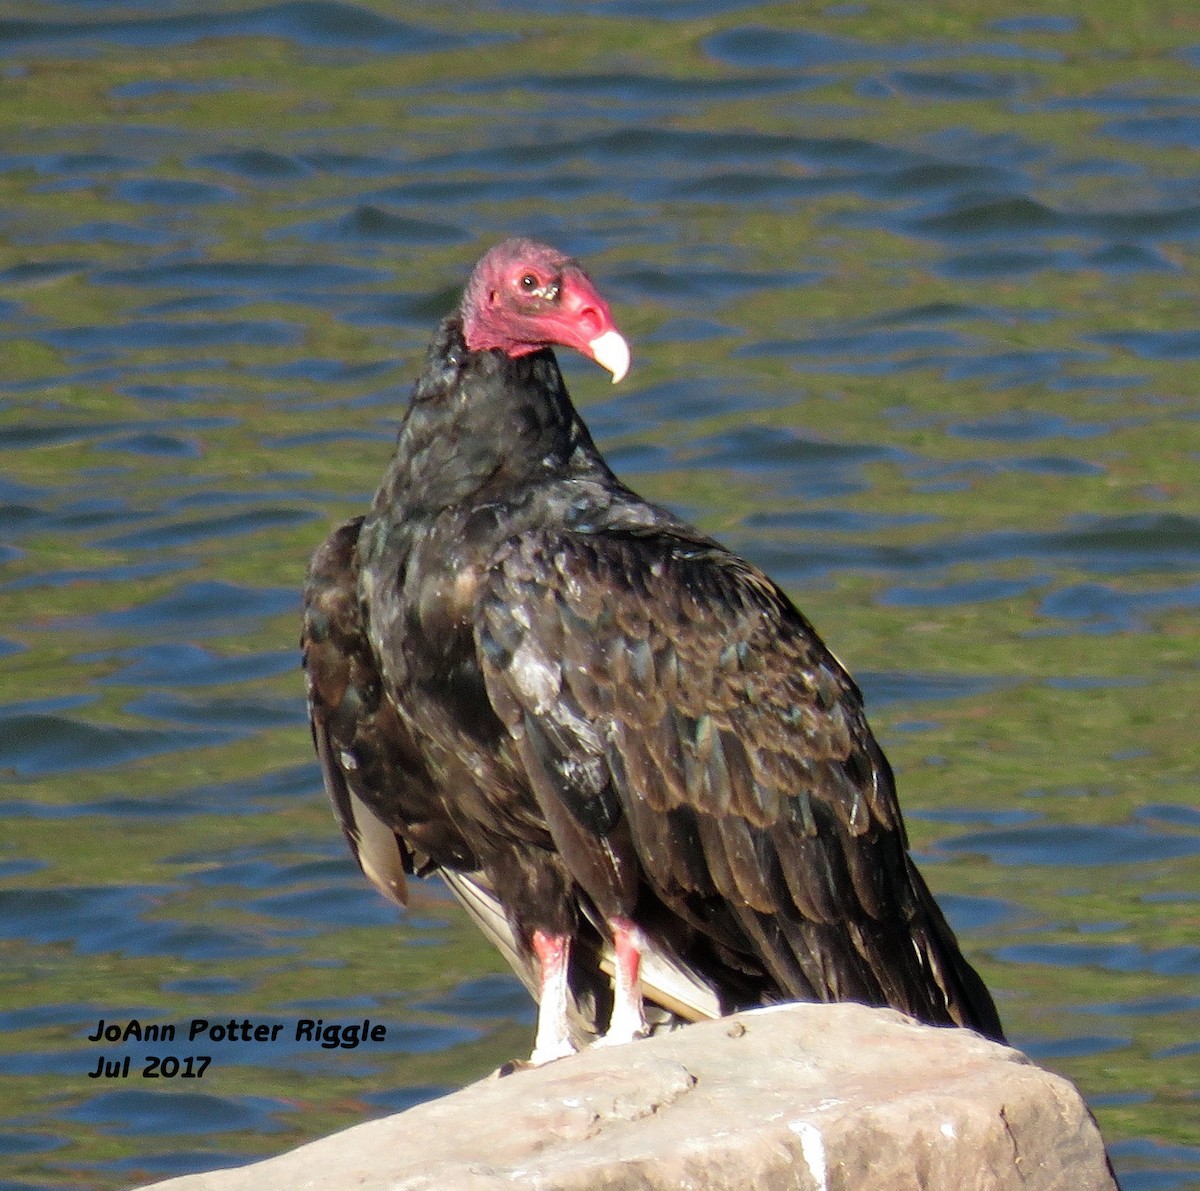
<box><xmin>303</xmin><ymin>518</ymin><xmax>724</xmax><ymax>1042</ymax></box>
<box><xmin>475</xmin><ymin>527</ymin><xmax>1004</xmax><ymax>1040</ymax></box>
<box><xmin>302</xmin><ymin>517</ymin><xmax>477</xmax><ymax>905</ymax></box>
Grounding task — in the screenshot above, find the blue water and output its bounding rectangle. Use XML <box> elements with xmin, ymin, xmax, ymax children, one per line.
<box><xmin>0</xmin><ymin>3</ymin><xmax>1197</xmax><ymax>1188</ymax></box>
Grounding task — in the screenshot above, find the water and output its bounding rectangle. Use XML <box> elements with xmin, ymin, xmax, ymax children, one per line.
<box><xmin>0</xmin><ymin>2</ymin><xmax>1197</xmax><ymax>1187</ymax></box>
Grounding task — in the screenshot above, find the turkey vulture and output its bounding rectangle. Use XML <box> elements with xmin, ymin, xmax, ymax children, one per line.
<box><xmin>302</xmin><ymin>237</ymin><xmax>1004</xmax><ymax>1064</ymax></box>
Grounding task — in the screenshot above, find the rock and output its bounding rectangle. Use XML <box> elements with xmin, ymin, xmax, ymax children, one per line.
<box><xmin>135</xmin><ymin>1002</ymin><xmax>1116</xmax><ymax>1191</ymax></box>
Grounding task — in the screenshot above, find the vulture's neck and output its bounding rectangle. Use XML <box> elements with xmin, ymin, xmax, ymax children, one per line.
<box><xmin>374</xmin><ymin>316</ymin><xmax>606</xmax><ymax>518</ymax></box>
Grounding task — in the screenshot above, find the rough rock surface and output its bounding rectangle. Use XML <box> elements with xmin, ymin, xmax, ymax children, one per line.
<box><xmin>137</xmin><ymin>1002</ymin><xmax>1116</xmax><ymax>1191</ymax></box>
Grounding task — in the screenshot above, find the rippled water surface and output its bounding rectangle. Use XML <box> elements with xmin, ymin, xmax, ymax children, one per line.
<box><xmin>1</xmin><ymin>2</ymin><xmax>1198</xmax><ymax>1187</ymax></box>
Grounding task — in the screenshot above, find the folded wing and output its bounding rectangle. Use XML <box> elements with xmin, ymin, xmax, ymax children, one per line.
<box><xmin>475</xmin><ymin>527</ymin><xmax>1004</xmax><ymax>1040</ymax></box>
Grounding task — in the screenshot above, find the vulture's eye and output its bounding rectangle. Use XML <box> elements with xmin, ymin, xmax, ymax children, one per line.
<box><xmin>520</xmin><ymin>273</ymin><xmax>538</xmax><ymax>290</ymax></box>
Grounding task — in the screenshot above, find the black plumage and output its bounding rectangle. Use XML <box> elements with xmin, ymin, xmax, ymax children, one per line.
<box><xmin>302</xmin><ymin>238</ymin><xmax>1004</xmax><ymax>1062</ymax></box>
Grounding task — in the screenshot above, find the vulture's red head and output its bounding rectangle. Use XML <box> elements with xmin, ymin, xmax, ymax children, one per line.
<box><xmin>460</xmin><ymin>238</ymin><xmax>630</xmax><ymax>383</ymax></box>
